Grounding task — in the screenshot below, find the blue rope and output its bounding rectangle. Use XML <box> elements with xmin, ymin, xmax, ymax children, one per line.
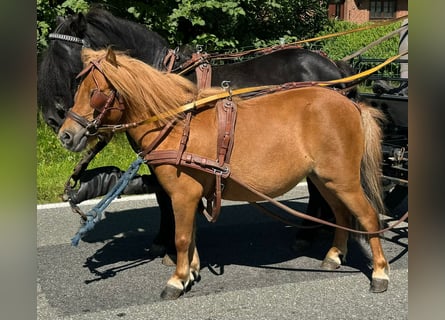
<box><xmin>71</xmin><ymin>157</ymin><xmax>144</xmax><ymax>246</ymax></box>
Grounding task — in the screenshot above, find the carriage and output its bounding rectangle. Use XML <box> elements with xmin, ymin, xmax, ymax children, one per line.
<box><xmin>352</xmin><ymin>55</ymin><xmax>408</xmax><ymax>218</ymax></box>
<box><xmin>38</xmin><ymin>8</ymin><xmax>408</xmax><ymax>299</ymax></box>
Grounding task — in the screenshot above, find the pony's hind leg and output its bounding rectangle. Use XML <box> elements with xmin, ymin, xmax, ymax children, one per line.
<box><xmin>311</xmin><ymin>177</ymin><xmax>389</xmax><ymax>292</ymax></box>
<box><xmin>345</xmin><ymin>193</ymin><xmax>389</xmax><ymax>293</ymax></box>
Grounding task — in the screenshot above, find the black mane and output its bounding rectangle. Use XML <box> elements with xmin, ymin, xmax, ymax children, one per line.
<box><xmin>37</xmin><ymin>8</ymin><xmax>169</xmax><ymax>132</ymax></box>
<box><xmin>81</xmin><ymin>8</ymin><xmax>169</xmax><ymax>63</ymax></box>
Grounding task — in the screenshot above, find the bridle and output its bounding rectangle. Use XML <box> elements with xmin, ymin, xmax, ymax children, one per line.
<box><xmin>49</xmin><ymin>33</ymin><xmax>90</xmax><ymax>47</ymax></box>
<box><xmin>66</xmin><ymin>59</ymin><xmax>125</xmax><ymax>136</ymax></box>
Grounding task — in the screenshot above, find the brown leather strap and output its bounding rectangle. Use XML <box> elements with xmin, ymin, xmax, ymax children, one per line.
<box><xmin>163</xmin><ymin>49</ymin><xmax>177</xmax><ymax>73</ymax></box>
<box><xmin>229</xmin><ymin>174</ymin><xmax>409</xmax><ymax>235</ymax></box>
<box><xmin>216</xmin><ymin>99</ymin><xmax>237</xmax><ymax>165</ymax></box>
<box><xmin>139</xmin><ymin>120</ymin><xmax>177</xmax><ymax>158</ymax></box>
<box><xmin>202</xmin><ymin>173</ymin><xmax>223</xmax><ymax>223</ymax></box>
<box><xmin>196</xmin><ymin>62</ymin><xmax>212</xmax><ymax>89</ymax></box>
<box><xmin>176</xmin><ymin>112</ymin><xmax>192</xmax><ymax>165</ymax></box>
<box><xmin>202</xmin><ymin>99</ymin><xmax>237</xmax><ymax>221</ymax></box>
<box><xmin>144</xmin><ymin>150</ymin><xmax>230</xmax><ymax>178</ymax></box>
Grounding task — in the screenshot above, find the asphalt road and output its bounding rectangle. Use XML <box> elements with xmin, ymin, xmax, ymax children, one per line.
<box><xmin>37</xmin><ymin>184</ymin><xmax>408</xmax><ymax>319</ymax></box>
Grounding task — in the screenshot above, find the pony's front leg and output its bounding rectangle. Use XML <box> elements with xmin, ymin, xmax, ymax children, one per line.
<box><xmin>160</xmin><ymin>194</ymin><xmax>200</xmax><ymax>300</ymax></box>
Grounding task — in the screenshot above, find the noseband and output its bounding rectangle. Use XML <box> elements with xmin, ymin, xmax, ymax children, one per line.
<box><xmin>67</xmin><ymin>59</ymin><xmax>125</xmax><ymax>136</ymax></box>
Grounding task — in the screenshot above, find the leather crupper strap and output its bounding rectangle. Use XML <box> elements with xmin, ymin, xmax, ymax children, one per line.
<box><xmin>142</xmin><ymin>98</ymin><xmax>237</xmax><ymax>222</ymax></box>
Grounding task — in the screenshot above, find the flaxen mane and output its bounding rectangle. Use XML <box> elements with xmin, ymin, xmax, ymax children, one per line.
<box><xmin>81</xmin><ymin>48</ymin><xmax>223</xmax><ymax>124</ymax></box>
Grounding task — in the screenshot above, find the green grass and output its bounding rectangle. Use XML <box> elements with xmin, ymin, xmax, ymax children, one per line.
<box><xmin>37</xmin><ymin>114</ymin><xmax>149</xmax><ymax>204</ymax></box>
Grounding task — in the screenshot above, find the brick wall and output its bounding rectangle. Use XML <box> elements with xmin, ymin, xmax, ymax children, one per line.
<box><xmin>344</xmin><ymin>0</ymin><xmax>369</xmax><ymax>23</ymax></box>
<box><xmin>341</xmin><ymin>0</ymin><xmax>408</xmax><ymax>23</ymax></box>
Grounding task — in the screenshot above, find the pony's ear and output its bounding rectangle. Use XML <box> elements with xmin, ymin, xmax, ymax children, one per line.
<box><xmin>70</xmin><ymin>12</ymin><xmax>87</xmax><ymax>37</ymax></box>
<box><xmin>105</xmin><ymin>48</ymin><xmax>118</xmax><ymax>67</ymax></box>
<box><xmin>55</xmin><ymin>16</ymin><xmax>65</xmax><ymax>26</ymax></box>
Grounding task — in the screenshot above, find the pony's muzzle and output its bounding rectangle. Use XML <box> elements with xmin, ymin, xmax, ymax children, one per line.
<box><xmin>58</xmin><ymin>128</ymin><xmax>89</xmax><ymax>152</ymax></box>
<box><xmin>59</xmin><ymin>130</ymin><xmax>75</xmax><ymax>149</ymax></box>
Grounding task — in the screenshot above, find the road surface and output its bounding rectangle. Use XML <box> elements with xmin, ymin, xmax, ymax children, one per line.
<box><xmin>37</xmin><ymin>184</ymin><xmax>408</xmax><ymax>319</ymax></box>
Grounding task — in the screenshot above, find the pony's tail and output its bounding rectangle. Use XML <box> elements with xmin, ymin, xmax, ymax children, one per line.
<box><xmin>359</xmin><ymin>102</ymin><xmax>387</xmax><ymax>225</ymax></box>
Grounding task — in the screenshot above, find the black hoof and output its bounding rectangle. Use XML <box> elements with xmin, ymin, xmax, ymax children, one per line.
<box><xmin>370</xmin><ymin>278</ymin><xmax>389</xmax><ymax>293</ymax></box>
<box><xmin>160</xmin><ymin>285</ymin><xmax>184</xmax><ymax>300</ymax></box>
<box><xmin>191</xmin><ymin>270</ymin><xmax>201</xmax><ymax>283</ymax></box>
<box><xmin>320</xmin><ymin>258</ymin><xmax>340</xmax><ymax>270</ymax></box>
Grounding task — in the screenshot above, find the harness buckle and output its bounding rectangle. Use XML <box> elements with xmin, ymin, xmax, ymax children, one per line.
<box><xmin>212</xmin><ymin>165</ymin><xmax>230</xmax><ymax>176</ymax></box>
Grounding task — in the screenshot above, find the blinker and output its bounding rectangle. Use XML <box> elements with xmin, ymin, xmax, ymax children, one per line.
<box><xmin>90</xmin><ymin>89</ymin><xmax>112</xmax><ymax>112</ymax></box>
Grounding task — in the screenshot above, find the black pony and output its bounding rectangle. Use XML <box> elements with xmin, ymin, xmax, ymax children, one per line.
<box><xmin>38</xmin><ymin>10</ymin><xmax>170</xmax><ymax>132</ymax></box>
<box><xmin>38</xmin><ymin>8</ymin><xmax>355</xmax><ymax>259</ymax></box>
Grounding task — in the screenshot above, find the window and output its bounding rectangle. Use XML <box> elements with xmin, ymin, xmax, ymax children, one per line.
<box><xmin>328</xmin><ymin>0</ymin><xmax>344</xmax><ymax>20</ymax></box>
<box><xmin>370</xmin><ymin>0</ymin><xmax>396</xmax><ymax>19</ymax></box>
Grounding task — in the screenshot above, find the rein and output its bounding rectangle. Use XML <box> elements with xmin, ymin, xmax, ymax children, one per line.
<box><xmin>167</xmin><ymin>14</ymin><xmax>408</xmax><ymax>73</ymax></box>
<box><xmin>66</xmin><ymin>56</ymin><xmax>410</xmax><ymax>241</ymax></box>
<box><xmin>89</xmin><ymin>51</ymin><xmax>407</xmax><ymax>135</ymax></box>
<box><xmin>62</xmin><ymin>136</ymin><xmax>112</xmax><ymax>221</ymax></box>
<box><xmin>230</xmin><ymin>175</ymin><xmax>409</xmax><ymax>235</ymax></box>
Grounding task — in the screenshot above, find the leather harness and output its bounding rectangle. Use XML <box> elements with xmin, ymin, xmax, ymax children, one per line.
<box><xmin>158</xmin><ymin>52</ymin><xmax>231</xmax><ymax>221</ymax></box>
<box><xmin>139</xmin><ymin>98</ymin><xmax>237</xmax><ymax>222</ymax></box>
<box><xmin>70</xmin><ymin>56</ymin><xmax>355</xmax><ymax>224</ymax></box>
<box><xmin>66</xmin><ymin>54</ymin><xmax>409</xmax><ymax>230</ymax></box>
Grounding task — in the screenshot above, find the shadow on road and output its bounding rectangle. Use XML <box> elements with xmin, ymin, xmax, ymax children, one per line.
<box><xmin>77</xmin><ymin>199</ymin><xmax>407</xmax><ymax>284</ymax></box>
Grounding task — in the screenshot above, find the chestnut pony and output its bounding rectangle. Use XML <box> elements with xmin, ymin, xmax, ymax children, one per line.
<box><xmin>59</xmin><ymin>48</ymin><xmax>388</xmax><ymax>299</ymax></box>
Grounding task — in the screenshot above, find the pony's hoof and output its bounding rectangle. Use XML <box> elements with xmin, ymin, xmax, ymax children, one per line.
<box><xmin>320</xmin><ymin>258</ymin><xmax>340</xmax><ymax>270</ymax></box>
<box><xmin>160</xmin><ymin>285</ymin><xmax>183</xmax><ymax>300</ymax></box>
<box><xmin>162</xmin><ymin>253</ymin><xmax>177</xmax><ymax>266</ymax></box>
<box><xmin>370</xmin><ymin>278</ymin><xmax>389</xmax><ymax>293</ymax></box>
<box><xmin>191</xmin><ymin>270</ymin><xmax>201</xmax><ymax>283</ymax></box>
<box><xmin>148</xmin><ymin>243</ymin><xmax>166</xmax><ymax>257</ymax></box>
